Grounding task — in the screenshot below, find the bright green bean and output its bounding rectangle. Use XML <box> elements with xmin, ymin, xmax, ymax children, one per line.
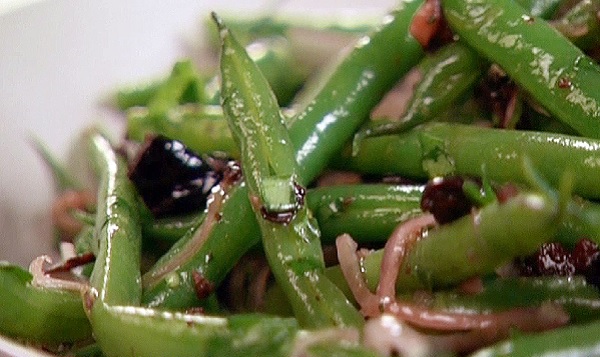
<box><xmin>340</xmin><ymin>122</ymin><xmax>600</xmax><ymax>200</ymax></box>
<box><xmin>470</xmin><ymin>319</ymin><xmax>600</xmax><ymax>356</ymax></box>
<box><xmin>288</xmin><ymin>0</ymin><xmax>425</xmax><ymax>183</ymax></box>
<box><xmin>216</xmin><ymin>12</ymin><xmax>362</xmax><ymax>328</ymax></box>
<box><xmin>126</xmin><ymin>105</ymin><xmax>239</xmax><ymax>158</ymax></box>
<box><xmin>442</xmin><ymin>0</ymin><xmax>600</xmax><ymax>138</ymax></box>
<box><xmin>329</xmin><ymin>191</ymin><xmax>560</xmax><ymax>292</ymax></box>
<box><xmin>353</xmin><ymin>41</ymin><xmax>485</xmax><ymax>150</ymax></box>
<box><xmin>85</xmin><ymin>132</ymin><xmax>143</xmax><ymax>353</ymax></box>
<box><xmin>429</xmin><ymin>276</ymin><xmax>600</xmax><ymax>324</ymax></box>
<box><xmin>309</xmin><ymin>184</ymin><xmax>424</xmax><ymax>244</ymax></box>
<box><xmin>0</xmin><ymin>263</ymin><xmax>91</xmax><ymax>345</ymax></box>
<box><xmin>141</xmin><ymin>183</ymin><xmax>424</xmax><ymax>246</ymax></box>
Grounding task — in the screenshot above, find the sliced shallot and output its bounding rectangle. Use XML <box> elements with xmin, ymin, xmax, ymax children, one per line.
<box><xmin>29</xmin><ymin>255</ymin><xmax>89</xmax><ymax>292</ymax></box>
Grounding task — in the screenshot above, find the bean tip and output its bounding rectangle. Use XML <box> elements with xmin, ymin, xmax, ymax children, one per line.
<box><xmin>210</xmin><ymin>12</ymin><xmax>227</xmax><ymax>37</ymax></box>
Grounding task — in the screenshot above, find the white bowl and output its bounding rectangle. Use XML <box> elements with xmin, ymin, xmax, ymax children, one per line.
<box><xmin>0</xmin><ymin>0</ymin><xmax>394</xmax><ymax>355</ymax></box>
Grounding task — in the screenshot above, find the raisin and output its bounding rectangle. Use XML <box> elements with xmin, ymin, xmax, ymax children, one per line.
<box><xmin>420</xmin><ymin>176</ymin><xmax>475</xmax><ymax>224</ymax></box>
<box><xmin>572</xmin><ymin>238</ymin><xmax>600</xmax><ymax>274</ymax></box>
<box><xmin>518</xmin><ymin>242</ymin><xmax>575</xmax><ymax>277</ymax></box>
<box><xmin>585</xmin><ymin>258</ymin><xmax>600</xmax><ymax>289</ymax></box>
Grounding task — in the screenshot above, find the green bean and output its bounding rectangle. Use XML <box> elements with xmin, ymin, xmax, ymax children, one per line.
<box><xmin>141</xmin><ymin>184</ymin><xmax>260</xmax><ymax>308</ymax></box>
<box><xmin>141</xmin><ymin>212</ymin><xmax>202</xmax><ymax>243</ymax></box>
<box><xmin>557</xmin><ymin>196</ymin><xmax>600</xmax><ymax>247</ymax></box>
<box><xmin>470</xmin><ymin>319</ymin><xmax>600</xmax><ymax>356</ymax></box>
<box><xmin>518</xmin><ymin>0</ymin><xmax>564</xmax><ymax>17</ymax></box>
<box><xmin>126</xmin><ymin>105</ymin><xmax>239</xmax><ymax>158</ymax></box>
<box><xmin>142</xmin><ymin>0</ymin><xmax>427</xmax><ymax>309</ymax></box>
<box><xmin>115</xmin><ymin>79</ymin><xmax>163</xmax><ymax>110</ymax></box>
<box><xmin>202</xmin><ymin>35</ymin><xmax>307</xmax><ymax>107</ymax></box>
<box><xmin>88</xmin><ymin>307</ymin><xmax>299</xmax><ymax>357</ymax></box>
<box><xmin>216</xmin><ymin>12</ymin><xmax>362</xmax><ymax>328</ymax></box>
<box><xmin>74</xmin><ymin>224</ymin><xmax>97</xmax><ymax>255</ymax></box>
<box><xmin>429</xmin><ymin>276</ymin><xmax>600</xmax><ymax>324</ymax></box>
<box><xmin>288</xmin><ymin>0</ymin><xmax>425</xmax><ymax>183</ymax></box>
<box><xmin>0</xmin><ymin>263</ymin><xmax>91</xmax><ymax>345</ymax></box>
<box><xmin>304</xmin><ymin>343</ymin><xmax>383</xmax><ymax>357</ymax></box>
<box><xmin>86</xmin><ymin>132</ymin><xmax>142</xmax><ymax>307</ymax></box>
<box><xmin>340</xmin><ymin>122</ymin><xmax>600</xmax><ymax>200</ymax></box>
<box><xmin>330</xmin><ymin>191</ymin><xmax>560</xmax><ymax>292</ymax></box>
<box><xmin>82</xmin><ymin>305</ymin><xmax>380</xmax><ymax>357</ymax></box>
<box><xmin>352</xmin><ymin>0</ymin><xmax>576</xmax><ymax>146</ymax></box>
<box><xmin>147</xmin><ymin>60</ymin><xmax>204</xmax><ymax>116</ymax></box>
<box><xmin>309</xmin><ymin>184</ymin><xmax>424</xmax><ymax>244</ymax></box>
<box><xmin>73</xmin><ymin>343</ymin><xmax>103</xmax><ymax>357</ymax></box>
<box><xmin>141</xmin><ymin>183</ymin><xmax>424</xmax><ymax>245</ymax></box>
<box><xmin>30</xmin><ymin>136</ymin><xmax>83</xmax><ymax>192</ymax></box>
<box><xmin>353</xmin><ymin>41</ymin><xmax>485</xmax><ymax>151</ymax></box>
<box><xmin>442</xmin><ymin>0</ymin><xmax>600</xmax><ymax>138</ymax></box>
<box><xmin>115</xmin><ymin>60</ymin><xmax>204</xmax><ymax>112</ymax></box>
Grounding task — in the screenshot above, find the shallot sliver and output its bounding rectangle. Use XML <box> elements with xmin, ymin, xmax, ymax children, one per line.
<box><xmin>376</xmin><ymin>214</ymin><xmax>436</xmax><ymax>303</ymax></box>
<box><xmin>336</xmin><ymin>214</ymin><xmax>569</xmax><ymax>333</ymax></box>
<box><xmin>29</xmin><ymin>255</ymin><xmax>89</xmax><ymax>292</ymax></box>
<box><xmin>335</xmin><ymin>234</ymin><xmax>378</xmax><ymax>310</ymax></box>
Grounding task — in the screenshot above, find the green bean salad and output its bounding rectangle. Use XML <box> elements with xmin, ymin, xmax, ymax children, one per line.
<box><xmin>5</xmin><ymin>0</ymin><xmax>600</xmax><ymax>356</ymax></box>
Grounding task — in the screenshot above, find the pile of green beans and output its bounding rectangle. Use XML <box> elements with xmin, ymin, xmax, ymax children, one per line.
<box><xmin>6</xmin><ymin>0</ymin><xmax>600</xmax><ymax>356</ymax></box>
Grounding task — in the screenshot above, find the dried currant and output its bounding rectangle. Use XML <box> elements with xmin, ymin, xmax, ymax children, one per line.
<box><xmin>420</xmin><ymin>176</ymin><xmax>477</xmax><ymax>224</ymax></box>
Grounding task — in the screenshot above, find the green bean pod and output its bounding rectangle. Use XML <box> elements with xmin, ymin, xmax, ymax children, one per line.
<box><xmin>141</xmin><ymin>184</ymin><xmax>261</xmax><ymax>308</ymax></box>
<box><xmin>309</xmin><ymin>184</ymin><xmax>424</xmax><ymax>244</ymax></box>
<box><xmin>142</xmin><ymin>0</ymin><xmax>427</xmax><ymax>309</ymax></box>
<box><xmin>216</xmin><ymin>12</ymin><xmax>362</xmax><ymax>328</ymax></box>
<box><xmin>556</xmin><ymin>196</ymin><xmax>600</xmax><ymax>247</ymax></box>
<box><xmin>115</xmin><ymin>79</ymin><xmax>163</xmax><ymax>111</ymax></box>
<box><xmin>141</xmin><ymin>212</ymin><xmax>202</xmax><ymax>243</ymax></box>
<box><xmin>517</xmin><ymin>0</ymin><xmax>563</xmax><ymax>17</ymax></box>
<box><xmin>126</xmin><ymin>105</ymin><xmax>239</xmax><ymax>158</ymax></box>
<box><xmin>0</xmin><ymin>263</ymin><xmax>91</xmax><ymax>345</ymax></box>
<box><xmin>89</xmin><ymin>307</ymin><xmax>301</xmax><ymax>357</ymax></box>
<box><xmin>31</xmin><ymin>136</ymin><xmax>83</xmax><ymax>192</ymax></box>
<box><xmin>397</xmin><ymin>192</ymin><xmax>559</xmax><ymax>289</ymax></box>
<box><xmin>354</xmin><ymin>41</ymin><xmax>485</xmax><ymax>148</ymax></box>
<box><xmin>328</xmin><ymin>191</ymin><xmax>559</xmax><ymax>291</ymax></box>
<box><xmin>82</xmin><ymin>306</ymin><xmax>379</xmax><ymax>357</ymax></box>
<box><xmin>340</xmin><ymin>122</ymin><xmax>600</xmax><ymax>200</ymax></box>
<box><xmin>288</xmin><ymin>0</ymin><xmax>425</xmax><ymax>183</ymax></box>
<box><xmin>141</xmin><ymin>183</ymin><xmax>424</xmax><ymax>245</ymax></box>
<box><xmin>205</xmin><ymin>36</ymin><xmax>306</xmax><ymax>107</ymax></box>
<box><xmin>85</xmin><ymin>133</ymin><xmax>144</xmax><ymax>350</ymax></box>
<box><xmin>442</xmin><ymin>0</ymin><xmax>600</xmax><ymax>138</ymax></box>
<box><xmin>470</xmin><ymin>319</ymin><xmax>600</xmax><ymax>356</ymax></box>
<box><xmin>115</xmin><ymin>59</ymin><xmax>205</xmax><ymax>112</ymax></box>
<box><xmin>429</xmin><ymin>276</ymin><xmax>600</xmax><ymax>324</ymax></box>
